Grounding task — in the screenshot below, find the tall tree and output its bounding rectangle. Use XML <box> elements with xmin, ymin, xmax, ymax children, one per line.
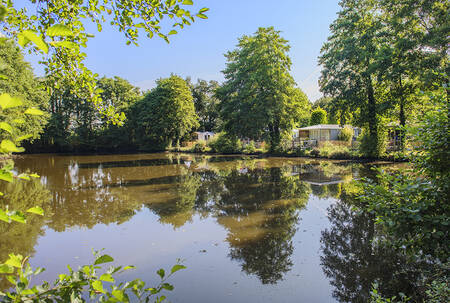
<box><xmin>319</xmin><ymin>0</ymin><xmax>383</xmax><ymax>157</ymax></box>
<box><xmin>35</xmin><ymin>76</ymin><xmax>140</xmax><ymax>152</ymax></box>
<box><xmin>131</xmin><ymin>75</ymin><xmax>199</xmax><ymax>149</ymax></box>
<box><xmin>189</xmin><ymin>79</ymin><xmax>221</xmax><ymax>132</ymax></box>
<box><xmin>217</xmin><ymin>27</ymin><xmax>309</xmax><ymax>152</ymax></box>
<box><xmin>0</xmin><ymin>38</ymin><xmax>48</xmax><ymax>142</ymax></box>
<box><xmin>376</xmin><ymin>0</ymin><xmax>449</xmax><ymax>148</ymax></box>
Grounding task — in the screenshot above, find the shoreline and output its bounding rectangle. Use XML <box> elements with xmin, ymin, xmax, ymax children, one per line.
<box><xmin>16</xmin><ymin>149</ymin><xmax>409</xmax><ymax>164</ymax></box>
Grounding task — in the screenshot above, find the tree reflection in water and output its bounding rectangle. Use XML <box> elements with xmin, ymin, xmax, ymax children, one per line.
<box><xmin>320</xmin><ymin>183</ymin><xmax>432</xmax><ymax>302</ymax></box>
<box><xmin>0</xmin><ymin>178</ymin><xmax>52</xmax><ymax>290</ymax></box>
<box><xmin>144</xmin><ymin>164</ymin><xmax>312</xmax><ymax>284</ymax></box>
<box><xmin>217</xmin><ymin>167</ymin><xmax>311</xmax><ymax>284</ymax></box>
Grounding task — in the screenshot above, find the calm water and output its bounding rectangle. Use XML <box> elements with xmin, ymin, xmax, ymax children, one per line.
<box><xmin>1</xmin><ymin>153</ymin><xmax>419</xmax><ymax>302</ymax></box>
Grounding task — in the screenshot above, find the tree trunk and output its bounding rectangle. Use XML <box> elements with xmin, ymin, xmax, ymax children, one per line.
<box><xmin>366</xmin><ymin>76</ymin><xmax>378</xmax><ymax>157</ymax></box>
<box><xmin>269</xmin><ymin>121</ymin><xmax>281</xmax><ymax>153</ymax></box>
<box><xmin>398</xmin><ymin>78</ymin><xmax>406</xmax><ymax>151</ymax></box>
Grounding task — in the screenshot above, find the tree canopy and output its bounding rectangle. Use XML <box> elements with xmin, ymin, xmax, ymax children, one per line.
<box><xmin>130</xmin><ymin>75</ymin><xmax>199</xmax><ymax>149</ymax></box>
<box><xmin>217</xmin><ymin>27</ymin><xmax>310</xmax><ymax>151</ymax></box>
<box><xmin>310</xmin><ymin>107</ymin><xmax>327</xmax><ymax>125</ymax></box>
<box><xmin>1</xmin><ymin>0</ymin><xmax>209</xmax><ymax>123</ymax></box>
<box><xmin>0</xmin><ymin>38</ymin><xmax>48</xmax><ymax>142</ymax></box>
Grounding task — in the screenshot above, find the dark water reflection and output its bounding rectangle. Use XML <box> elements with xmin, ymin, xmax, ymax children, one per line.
<box><xmin>0</xmin><ymin>153</ymin><xmax>424</xmax><ymax>302</ymax></box>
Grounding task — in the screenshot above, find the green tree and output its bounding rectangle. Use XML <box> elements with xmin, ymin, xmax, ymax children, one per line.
<box><xmin>217</xmin><ymin>27</ymin><xmax>309</xmax><ymax>152</ymax></box>
<box><xmin>34</xmin><ymin>76</ymin><xmax>141</xmax><ymax>152</ymax></box>
<box><xmin>188</xmin><ymin>79</ymin><xmax>221</xmax><ymax>132</ymax></box>
<box><xmin>375</xmin><ymin>0</ymin><xmax>449</xmax><ymax>149</ymax></box>
<box><xmin>319</xmin><ymin>0</ymin><xmax>382</xmax><ymax>157</ymax></box>
<box><xmin>310</xmin><ymin>106</ymin><xmax>327</xmax><ymax>125</ymax></box>
<box><xmin>131</xmin><ymin>75</ymin><xmax>199</xmax><ymax>149</ymax></box>
<box><xmin>0</xmin><ymin>38</ymin><xmax>48</xmax><ymax>142</ymax></box>
<box><xmin>1</xmin><ymin>0</ymin><xmax>209</xmax><ymax>123</ymax></box>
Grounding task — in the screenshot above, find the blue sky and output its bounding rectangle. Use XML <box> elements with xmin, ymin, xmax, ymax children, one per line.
<box><xmin>29</xmin><ymin>0</ymin><xmax>341</xmax><ymax>102</ymax></box>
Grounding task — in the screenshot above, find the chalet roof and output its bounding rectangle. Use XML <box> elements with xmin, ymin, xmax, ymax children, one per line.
<box><xmin>299</xmin><ymin>124</ymin><xmax>344</xmax><ymax>131</ymax></box>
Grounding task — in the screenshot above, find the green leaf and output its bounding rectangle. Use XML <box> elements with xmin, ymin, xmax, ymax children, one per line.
<box><xmin>123</xmin><ymin>265</ymin><xmax>136</xmax><ymax>271</ymax></box>
<box><xmin>20</xmin><ymin>30</ymin><xmax>49</xmax><ymax>54</ymax></box>
<box><xmin>92</xmin><ymin>280</ymin><xmax>105</xmax><ymax>293</ymax></box>
<box><xmin>161</xmin><ymin>283</ymin><xmax>174</xmax><ymax>291</ymax></box>
<box><xmin>182</xmin><ymin>0</ymin><xmax>193</xmax><ymax>5</ymax></box>
<box><xmin>34</xmin><ymin>267</ymin><xmax>45</xmax><ymax>275</ymax></box>
<box><xmin>0</xmin><ymin>122</ymin><xmax>12</xmax><ymax>133</ymax></box>
<box><xmin>0</xmin><ymin>209</ymin><xmax>10</xmax><ymax>223</ymax></box>
<box><xmin>199</xmin><ymin>8</ymin><xmax>209</xmax><ymax>13</ymax></box>
<box><xmin>46</xmin><ymin>24</ymin><xmax>74</xmax><ymax>37</ymax></box>
<box><xmin>18</xmin><ymin>173</ymin><xmax>30</xmax><ymax>180</ymax></box>
<box><xmin>0</xmin><ymin>264</ymin><xmax>14</xmax><ymax>274</ymax></box>
<box><xmin>9</xmin><ymin>211</ymin><xmax>26</xmax><ymax>224</ymax></box>
<box><xmin>0</xmin><ymin>170</ymin><xmax>13</xmax><ymax>182</ymax></box>
<box><xmin>5</xmin><ymin>254</ymin><xmax>23</xmax><ymax>268</ymax></box>
<box><xmin>24</xmin><ymin>108</ymin><xmax>45</xmax><ymax>116</ymax></box>
<box><xmin>157</xmin><ymin>268</ymin><xmax>165</xmax><ymax>279</ymax></box>
<box><xmin>49</xmin><ymin>41</ymin><xmax>79</xmax><ymax>50</ymax></box>
<box><xmin>13</xmin><ymin>119</ymin><xmax>25</xmax><ymax>124</ymax></box>
<box><xmin>112</xmin><ymin>289</ymin><xmax>128</xmax><ymax>302</ymax></box>
<box><xmin>17</xmin><ymin>33</ymin><xmax>31</xmax><ymax>47</ymax></box>
<box><xmin>59</xmin><ymin>274</ymin><xmax>69</xmax><ymax>281</ymax></box>
<box><xmin>94</xmin><ymin>254</ymin><xmax>114</xmax><ymax>265</ymax></box>
<box><xmin>170</xmin><ymin>264</ymin><xmax>186</xmax><ymax>274</ymax></box>
<box><xmin>196</xmin><ymin>13</ymin><xmax>208</xmax><ymax>19</ymax></box>
<box><xmin>168</xmin><ymin>30</ymin><xmax>178</xmax><ymax>35</ymax></box>
<box><xmin>21</xmin><ymin>289</ymin><xmax>34</xmax><ymax>295</ymax></box>
<box><xmin>1</xmin><ymin>140</ymin><xmax>22</xmax><ymax>153</ymax></box>
<box><xmin>17</xmin><ymin>134</ymin><xmax>33</xmax><ymax>142</ymax></box>
<box><xmin>0</xmin><ymin>93</ymin><xmax>23</xmax><ymax>109</ymax></box>
<box><xmin>26</xmin><ymin>206</ymin><xmax>44</xmax><ymax>216</ymax></box>
<box><xmin>99</xmin><ymin>273</ymin><xmax>115</xmax><ymax>283</ymax></box>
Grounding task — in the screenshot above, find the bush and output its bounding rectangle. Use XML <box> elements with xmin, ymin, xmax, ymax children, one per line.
<box><xmin>310</xmin><ymin>107</ymin><xmax>327</xmax><ymax>125</ymax></box>
<box><xmin>338</xmin><ymin>126</ymin><xmax>353</xmax><ymax>142</ymax></box>
<box><xmin>309</xmin><ymin>148</ymin><xmax>320</xmax><ymax>157</ymax></box>
<box><xmin>318</xmin><ymin>141</ymin><xmax>351</xmax><ymax>159</ymax></box>
<box><xmin>358</xmin><ymin>127</ymin><xmax>387</xmax><ymax>158</ymax></box>
<box><xmin>208</xmin><ymin>133</ymin><xmax>242</xmax><ymax>154</ymax></box>
<box><xmin>190</xmin><ymin>140</ymin><xmax>208</xmax><ymax>153</ymax></box>
<box><xmin>242</xmin><ymin>141</ymin><xmax>256</xmax><ymax>154</ymax></box>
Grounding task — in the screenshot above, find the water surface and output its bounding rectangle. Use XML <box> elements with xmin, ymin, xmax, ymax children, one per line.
<box><xmin>0</xmin><ymin>153</ymin><xmax>419</xmax><ymax>302</ymax></box>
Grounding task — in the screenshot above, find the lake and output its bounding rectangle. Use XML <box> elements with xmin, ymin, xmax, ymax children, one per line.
<box><xmin>1</xmin><ymin>153</ymin><xmax>420</xmax><ymax>302</ymax></box>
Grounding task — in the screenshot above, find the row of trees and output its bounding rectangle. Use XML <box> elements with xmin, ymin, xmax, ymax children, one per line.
<box><xmin>1</xmin><ymin>26</ymin><xmax>313</xmax><ymax>154</ymax></box>
<box><xmin>319</xmin><ymin>0</ymin><xmax>448</xmax><ymax>157</ymax></box>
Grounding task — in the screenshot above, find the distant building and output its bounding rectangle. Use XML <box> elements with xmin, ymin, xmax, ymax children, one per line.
<box><xmin>195</xmin><ymin>131</ymin><xmax>215</xmax><ymax>141</ymax></box>
<box><xmin>293</xmin><ymin>124</ymin><xmax>361</xmax><ymax>147</ymax></box>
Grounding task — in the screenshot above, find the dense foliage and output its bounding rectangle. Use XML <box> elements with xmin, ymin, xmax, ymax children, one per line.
<box><xmin>1</xmin><ymin>0</ymin><xmax>209</xmax><ymax>124</ymax></box>
<box><xmin>129</xmin><ymin>75</ymin><xmax>199</xmax><ymax>149</ymax></box>
<box><xmin>319</xmin><ymin>0</ymin><xmax>449</xmax><ymax>157</ymax></box>
<box><xmin>310</xmin><ymin>107</ymin><xmax>327</xmax><ymax>125</ymax></box>
<box><xmin>217</xmin><ymin>27</ymin><xmax>310</xmax><ymax>152</ymax></box>
<box><xmin>0</xmin><ymin>38</ymin><xmax>48</xmax><ymax>142</ymax></box>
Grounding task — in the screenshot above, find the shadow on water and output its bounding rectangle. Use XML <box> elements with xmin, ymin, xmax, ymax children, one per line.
<box><xmin>320</xmin><ymin>173</ymin><xmax>436</xmax><ymax>303</ymax></box>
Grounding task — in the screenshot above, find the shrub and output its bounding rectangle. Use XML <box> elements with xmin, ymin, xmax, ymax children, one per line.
<box><xmin>242</xmin><ymin>141</ymin><xmax>256</xmax><ymax>154</ymax></box>
<box><xmin>309</xmin><ymin>148</ymin><xmax>320</xmax><ymax>157</ymax></box>
<box><xmin>318</xmin><ymin>141</ymin><xmax>351</xmax><ymax>159</ymax></box>
<box><xmin>191</xmin><ymin>140</ymin><xmax>208</xmax><ymax>153</ymax></box>
<box><xmin>208</xmin><ymin>132</ymin><xmax>242</xmax><ymax>154</ymax></box>
<box><xmin>358</xmin><ymin>127</ymin><xmax>387</xmax><ymax>158</ymax></box>
<box><xmin>338</xmin><ymin>126</ymin><xmax>353</xmax><ymax>142</ymax></box>
<box><xmin>310</xmin><ymin>107</ymin><xmax>327</xmax><ymax>125</ymax></box>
